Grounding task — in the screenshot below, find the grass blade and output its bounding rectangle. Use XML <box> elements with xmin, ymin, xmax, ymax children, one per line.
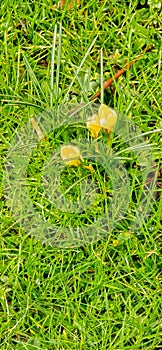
<box><xmin>100</xmin><ymin>48</ymin><xmax>104</xmax><ymax>104</ymax></box>
<box><xmin>50</xmin><ymin>24</ymin><xmax>57</xmax><ymax>107</ymax></box>
<box><xmin>62</xmin><ymin>35</ymin><xmax>98</xmax><ymax>104</ymax></box>
<box><xmin>56</xmin><ymin>23</ymin><xmax>62</xmax><ymax>102</ymax></box>
<box><xmin>23</xmin><ymin>54</ymin><xmax>48</xmax><ymax>104</ymax></box>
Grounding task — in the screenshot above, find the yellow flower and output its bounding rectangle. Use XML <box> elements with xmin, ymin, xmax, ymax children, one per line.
<box><xmin>87</xmin><ymin>114</ymin><xmax>102</xmax><ymax>139</ymax></box>
<box><xmin>98</xmin><ymin>104</ymin><xmax>117</xmax><ymax>133</ymax></box>
<box><xmin>60</xmin><ymin>145</ymin><xmax>81</xmax><ymax>166</ymax></box>
<box><xmin>87</xmin><ymin>105</ymin><xmax>117</xmax><ymax>139</ymax></box>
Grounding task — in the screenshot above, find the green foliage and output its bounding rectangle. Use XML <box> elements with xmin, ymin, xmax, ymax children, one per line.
<box><xmin>0</xmin><ymin>0</ymin><xmax>161</xmax><ymax>349</ymax></box>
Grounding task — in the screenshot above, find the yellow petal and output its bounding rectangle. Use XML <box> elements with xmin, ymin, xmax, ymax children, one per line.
<box><xmin>87</xmin><ymin>114</ymin><xmax>101</xmax><ymax>138</ymax></box>
<box><xmin>60</xmin><ymin>145</ymin><xmax>81</xmax><ymax>166</ymax></box>
<box><xmin>83</xmin><ymin>164</ymin><xmax>95</xmax><ymax>172</ymax></box>
<box><xmin>98</xmin><ymin>104</ymin><xmax>117</xmax><ymax>132</ymax></box>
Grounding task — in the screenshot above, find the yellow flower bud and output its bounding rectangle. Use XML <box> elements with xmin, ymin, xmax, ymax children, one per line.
<box><xmin>87</xmin><ymin>114</ymin><xmax>101</xmax><ymax>139</ymax></box>
<box><xmin>98</xmin><ymin>104</ymin><xmax>117</xmax><ymax>133</ymax></box>
<box><xmin>60</xmin><ymin>145</ymin><xmax>81</xmax><ymax>166</ymax></box>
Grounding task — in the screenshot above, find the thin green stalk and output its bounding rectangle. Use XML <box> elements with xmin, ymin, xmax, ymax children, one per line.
<box><xmin>50</xmin><ymin>25</ymin><xmax>57</xmax><ymax>107</ymax></box>
<box><xmin>56</xmin><ymin>23</ymin><xmax>62</xmax><ymax>101</ymax></box>
<box><xmin>62</xmin><ymin>36</ymin><xmax>98</xmax><ymax>104</ymax></box>
<box><xmin>100</xmin><ymin>48</ymin><xmax>104</xmax><ymax>104</ymax></box>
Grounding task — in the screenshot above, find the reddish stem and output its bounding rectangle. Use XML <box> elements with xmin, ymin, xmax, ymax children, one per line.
<box><xmin>91</xmin><ymin>45</ymin><xmax>153</xmax><ymax>101</ymax></box>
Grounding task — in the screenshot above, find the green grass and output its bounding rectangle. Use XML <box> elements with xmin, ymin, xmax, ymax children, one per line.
<box><xmin>0</xmin><ymin>0</ymin><xmax>162</xmax><ymax>349</ymax></box>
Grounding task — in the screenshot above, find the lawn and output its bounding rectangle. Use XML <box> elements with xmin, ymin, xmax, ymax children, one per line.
<box><xmin>0</xmin><ymin>0</ymin><xmax>162</xmax><ymax>349</ymax></box>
